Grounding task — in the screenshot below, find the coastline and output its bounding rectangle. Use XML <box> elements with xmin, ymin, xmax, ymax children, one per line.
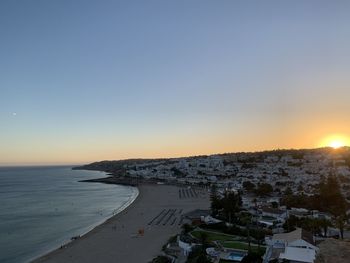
<box><xmin>30</xmin><ymin>183</ymin><xmax>139</xmax><ymax>263</ymax></box>
<box><xmin>33</xmin><ymin>183</ymin><xmax>210</xmax><ymax>263</ymax></box>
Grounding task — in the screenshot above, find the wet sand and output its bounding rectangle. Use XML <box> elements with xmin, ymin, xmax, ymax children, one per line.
<box><xmin>33</xmin><ymin>184</ymin><xmax>209</xmax><ymax>263</ymax></box>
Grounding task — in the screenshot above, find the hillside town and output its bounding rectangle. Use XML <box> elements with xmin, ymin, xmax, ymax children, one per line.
<box><xmin>77</xmin><ymin>147</ymin><xmax>350</xmax><ymax>263</ymax></box>
<box><xmin>103</xmin><ymin>147</ymin><xmax>350</xmax><ymax>200</ymax></box>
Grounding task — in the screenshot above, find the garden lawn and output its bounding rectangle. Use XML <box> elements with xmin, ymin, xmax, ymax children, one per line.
<box><xmin>221</xmin><ymin>241</ymin><xmax>266</xmax><ymax>254</ymax></box>
<box><xmin>190</xmin><ymin>230</ymin><xmax>239</xmax><ymax>242</ymax></box>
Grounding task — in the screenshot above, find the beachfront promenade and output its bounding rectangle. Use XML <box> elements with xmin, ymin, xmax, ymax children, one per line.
<box><xmin>33</xmin><ymin>184</ymin><xmax>209</xmax><ymax>263</ymax></box>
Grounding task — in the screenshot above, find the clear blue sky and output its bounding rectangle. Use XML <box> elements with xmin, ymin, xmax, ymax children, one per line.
<box><xmin>1</xmin><ymin>0</ymin><xmax>350</xmax><ymax>165</ymax></box>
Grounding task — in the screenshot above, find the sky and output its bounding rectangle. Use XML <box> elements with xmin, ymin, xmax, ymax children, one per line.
<box><xmin>1</xmin><ymin>0</ymin><xmax>350</xmax><ymax>165</ymax></box>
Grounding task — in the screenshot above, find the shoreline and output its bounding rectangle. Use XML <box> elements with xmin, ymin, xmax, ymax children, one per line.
<box><xmin>30</xmin><ymin>183</ymin><xmax>140</xmax><ymax>263</ymax></box>
<box><xmin>79</xmin><ymin>175</ymin><xmax>168</xmax><ymax>186</ymax></box>
<box><xmin>33</xmin><ymin>183</ymin><xmax>209</xmax><ymax>263</ymax></box>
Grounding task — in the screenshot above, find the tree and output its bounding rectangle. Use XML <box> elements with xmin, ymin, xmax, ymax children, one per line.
<box><xmin>210</xmin><ymin>184</ymin><xmax>221</xmax><ymax>216</ymax></box>
<box><xmin>280</xmin><ymin>168</ymin><xmax>289</xmax><ymax>177</ymax></box>
<box><xmin>221</xmin><ymin>191</ymin><xmax>242</xmax><ymax>223</ymax></box>
<box><xmin>186</xmin><ymin>246</ymin><xmax>211</xmax><ymax>263</ymax></box>
<box><xmin>335</xmin><ymin>215</ymin><xmax>347</xmax><ymax>239</ymax></box>
<box><xmin>255</xmin><ymin>183</ymin><xmax>273</xmax><ymax>197</ymax></box>
<box><xmin>281</xmin><ymin>174</ymin><xmax>349</xmax><ymax>217</ymax></box>
<box><xmin>319</xmin><ymin>175</ymin><xmax>347</xmax><ymax>217</ymax></box>
<box><xmin>319</xmin><ymin>218</ymin><xmax>332</xmax><ymax>237</ymax></box>
<box><xmin>199</xmin><ymin>232</ymin><xmax>209</xmax><ymax>248</ymax></box>
<box><xmin>254</xmin><ymin>228</ymin><xmax>265</xmax><ymax>251</ymax></box>
<box><xmin>243</xmin><ymin>181</ymin><xmax>256</xmax><ymax>192</ymax></box>
<box><xmin>240</xmin><ymin>216</ymin><xmax>252</xmax><ymax>251</ymax></box>
<box><xmin>210</xmin><ymin>188</ymin><xmax>242</xmax><ymax>223</ymax></box>
<box><xmin>181</xmin><ymin>223</ymin><xmax>193</xmax><ymax>234</ymax></box>
<box><xmin>241</xmin><ymin>251</ymin><xmax>262</xmax><ymax>263</ymax></box>
<box><xmin>253</xmin><ymin>198</ymin><xmax>257</xmax><ymax>208</ymax></box>
<box><xmin>193</xmin><ymin>254</ymin><xmax>211</xmax><ymax>263</ymax></box>
<box><xmin>271</xmin><ymin>201</ymin><xmax>278</xmax><ymax>209</ymax></box>
<box><xmin>284</xmin><ymin>187</ymin><xmax>293</xmax><ymax>196</ymax></box>
<box><xmin>297</xmin><ymin>184</ymin><xmax>303</xmax><ymax>192</ymax></box>
<box><xmin>173</xmin><ymin>167</ymin><xmax>186</xmax><ymax>177</ymax></box>
<box><xmin>282</xmin><ymin>216</ymin><xmax>328</xmax><ymax>236</ymax></box>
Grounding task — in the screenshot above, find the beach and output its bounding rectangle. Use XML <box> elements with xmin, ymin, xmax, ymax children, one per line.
<box><xmin>33</xmin><ymin>184</ymin><xmax>209</xmax><ymax>263</ymax></box>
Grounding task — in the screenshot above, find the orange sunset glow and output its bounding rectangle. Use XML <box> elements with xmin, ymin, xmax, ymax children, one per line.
<box><xmin>1</xmin><ymin>0</ymin><xmax>350</xmax><ymax>167</ymax></box>
<box><xmin>320</xmin><ymin>135</ymin><xmax>350</xmax><ymax>149</ymax></box>
<box><xmin>2</xmin><ymin>2</ymin><xmax>350</xmax><ymax>263</ymax></box>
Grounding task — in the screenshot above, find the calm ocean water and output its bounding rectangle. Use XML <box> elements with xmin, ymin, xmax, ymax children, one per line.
<box><xmin>0</xmin><ymin>166</ymin><xmax>138</xmax><ymax>263</ymax></box>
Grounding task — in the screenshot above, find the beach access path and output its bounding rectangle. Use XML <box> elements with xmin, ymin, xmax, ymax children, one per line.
<box><xmin>33</xmin><ymin>184</ymin><xmax>209</xmax><ymax>263</ymax></box>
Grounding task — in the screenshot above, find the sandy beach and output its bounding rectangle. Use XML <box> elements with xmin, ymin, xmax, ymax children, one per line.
<box><xmin>33</xmin><ymin>184</ymin><xmax>209</xmax><ymax>263</ymax></box>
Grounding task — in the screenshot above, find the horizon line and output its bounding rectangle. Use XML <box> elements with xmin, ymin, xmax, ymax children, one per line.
<box><xmin>1</xmin><ymin>146</ymin><xmax>348</xmax><ymax>167</ymax></box>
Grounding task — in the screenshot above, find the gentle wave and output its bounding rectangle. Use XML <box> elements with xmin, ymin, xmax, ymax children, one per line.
<box><xmin>0</xmin><ymin>166</ymin><xmax>138</xmax><ymax>263</ymax></box>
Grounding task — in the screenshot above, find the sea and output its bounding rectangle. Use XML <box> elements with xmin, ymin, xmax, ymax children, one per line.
<box><xmin>0</xmin><ymin>166</ymin><xmax>139</xmax><ymax>263</ymax></box>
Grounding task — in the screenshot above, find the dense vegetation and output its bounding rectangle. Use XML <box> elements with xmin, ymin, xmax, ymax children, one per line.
<box><xmin>281</xmin><ymin>174</ymin><xmax>348</xmax><ymax>238</ymax></box>
<box><xmin>210</xmin><ymin>185</ymin><xmax>242</xmax><ymax>223</ymax></box>
<box><xmin>281</xmin><ymin>175</ymin><xmax>348</xmax><ymax>216</ymax></box>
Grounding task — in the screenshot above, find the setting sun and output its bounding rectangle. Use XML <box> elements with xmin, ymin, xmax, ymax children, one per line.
<box><xmin>329</xmin><ymin>140</ymin><xmax>345</xmax><ymax>149</ymax></box>
<box><xmin>320</xmin><ymin>135</ymin><xmax>350</xmax><ymax>149</ymax></box>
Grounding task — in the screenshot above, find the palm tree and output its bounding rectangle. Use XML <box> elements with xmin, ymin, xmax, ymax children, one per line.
<box><xmin>181</xmin><ymin>223</ymin><xmax>193</xmax><ymax>235</ymax></box>
<box><xmin>210</xmin><ymin>184</ymin><xmax>221</xmax><ymax>216</ymax></box>
<box><xmin>319</xmin><ymin>218</ymin><xmax>332</xmax><ymax>237</ymax></box>
<box><xmin>241</xmin><ymin>216</ymin><xmax>252</xmax><ymax>251</ymax></box>
<box><xmin>336</xmin><ymin>215</ymin><xmax>347</xmax><ymax>239</ymax></box>
<box><xmin>222</xmin><ymin>191</ymin><xmax>242</xmax><ymax>223</ymax></box>
<box><xmin>247</xmin><ymin>225</ymin><xmax>251</xmax><ymax>252</ymax></box>
<box><xmin>199</xmin><ymin>232</ymin><xmax>209</xmax><ymax>248</ymax></box>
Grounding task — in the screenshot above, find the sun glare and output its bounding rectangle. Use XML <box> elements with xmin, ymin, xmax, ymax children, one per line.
<box><xmin>329</xmin><ymin>140</ymin><xmax>345</xmax><ymax>149</ymax></box>
<box><xmin>320</xmin><ymin>135</ymin><xmax>349</xmax><ymax>149</ymax></box>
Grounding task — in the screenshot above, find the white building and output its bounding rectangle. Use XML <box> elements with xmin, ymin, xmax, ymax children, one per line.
<box><xmin>264</xmin><ymin>228</ymin><xmax>317</xmax><ymax>263</ymax></box>
<box><xmin>279</xmin><ymin>246</ymin><xmax>316</xmax><ymax>263</ymax></box>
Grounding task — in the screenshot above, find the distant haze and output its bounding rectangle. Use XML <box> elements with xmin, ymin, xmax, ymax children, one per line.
<box><xmin>1</xmin><ymin>0</ymin><xmax>350</xmax><ymax>165</ymax></box>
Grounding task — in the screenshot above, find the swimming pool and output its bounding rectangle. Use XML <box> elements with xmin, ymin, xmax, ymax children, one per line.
<box><xmin>227</xmin><ymin>251</ymin><xmax>245</xmax><ymax>261</ymax></box>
